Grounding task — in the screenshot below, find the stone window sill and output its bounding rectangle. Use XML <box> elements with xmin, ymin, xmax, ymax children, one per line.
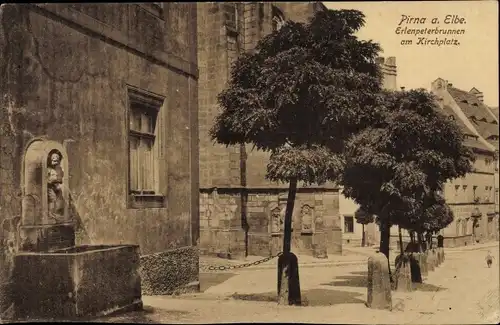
<box><xmin>128</xmin><ymin>194</ymin><xmax>165</xmax><ymax>209</ymax></box>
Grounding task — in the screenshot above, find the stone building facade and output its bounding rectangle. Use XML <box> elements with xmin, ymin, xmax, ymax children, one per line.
<box><xmin>0</xmin><ymin>3</ymin><xmax>199</xmax><ymax>297</ymax></box>
<box><xmin>197</xmin><ymin>2</ymin><xmax>401</xmax><ymax>258</ymax></box>
<box><xmin>431</xmin><ymin>78</ymin><xmax>499</xmax><ymax>247</ymax></box>
<box><xmin>197</xmin><ymin>2</ymin><xmax>342</xmax><ymax>258</ymax></box>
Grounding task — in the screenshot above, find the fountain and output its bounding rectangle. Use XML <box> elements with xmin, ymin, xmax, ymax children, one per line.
<box><xmin>11</xmin><ymin>138</ymin><xmax>142</xmax><ymax>321</ymax></box>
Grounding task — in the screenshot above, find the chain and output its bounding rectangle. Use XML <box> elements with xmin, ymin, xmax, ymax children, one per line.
<box><xmin>200</xmin><ymin>252</ymin><xmax>283</xmax><ymax>272</ymax></box>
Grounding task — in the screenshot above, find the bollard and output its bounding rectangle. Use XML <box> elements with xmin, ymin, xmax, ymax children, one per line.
<box><xmin>437</xmin><ymin>248</ymin><xmax>443</xmax><ymax>265</ymax></box>
<box><xmin>409</xmin><ymin>253</ymin><xmax>423</xmax><ymax>283</ymax></box>
<box><xmin>367</xmin><ymin>253</ymin><xmax>392</xmax><ymax>310</ymax></box>
<box><xmin>426</xmin><ymin>250</ymin><xmax>435</xmax><ymax>272</ymax></box>
<box><xmin>277</xmin><ymin>252</ymin><xmax>301</xmax><ymax>306</ymax></box>
<box><xmin>432</xmin><ymin>249</ymin><xmax>439</xmax><ymax>267</ymax></box>
<box><xmin>419</xmin><ymin>252</ymin><xmax>428</xmax><ymax>276</ymax></box>
<box><xmin>394</xmin><ymin>254</ymin><xmax>412</xmax><ymax>292</ymax></box>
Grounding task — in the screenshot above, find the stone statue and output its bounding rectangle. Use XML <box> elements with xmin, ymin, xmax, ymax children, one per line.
<box><xmin>300</xmin><ymin>205</ymin><xmax>313</xmax><ymax>232</ymax></box>
<box><xmin>271</xmin><ymin>207</ymin><xmax>282</xmax><ymax>233</ymax></box>
<box><xmin>47</xmin><ymin>149</ymin><xmax>65</xmax><ymax>223</ymax></box>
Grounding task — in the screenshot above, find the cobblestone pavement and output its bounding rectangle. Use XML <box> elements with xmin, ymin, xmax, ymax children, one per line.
<box><xmin>100</xmin><ymin>243</ymin><xmax>499</xmax><ymax>324</ymax></box>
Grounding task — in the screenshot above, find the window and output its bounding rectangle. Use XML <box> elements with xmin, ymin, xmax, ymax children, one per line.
<box><xmin>127</xmin><ymin>87</ymin><xmax>165</xmax><ymax>208</ymax></box>
<box><xmin>344</xmin><ymin>216</ymin><xmax>354</xmax><ymax>233</ymax></box>
<box><xmin>272</xmin><ymin>6</ymin><xmax>286</xmax><ymax>32</ymax></box>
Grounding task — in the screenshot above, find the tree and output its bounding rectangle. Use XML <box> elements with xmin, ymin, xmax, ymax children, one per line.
<box><xmin>354</xmin><ymin>208</ymin><xmax>374</xmax><ymax>247</ymax></box>
<box><xmin>398</xmin><ymin>190</ymin><xmax>454</xmax><ymax>251</ymax></box>
<box><xmin>210</xmin><ymin>9</ymin><xmax>384</xmax><ymax>305</ymax></box>
<box><xmin>341</xmin><ymin>89</ymin><xmax>475</xmax><ymax>273</ymax></box>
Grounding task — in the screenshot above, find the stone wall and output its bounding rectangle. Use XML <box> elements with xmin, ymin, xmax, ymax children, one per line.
<box><xmin>196</xmin><ymin>2</ymin><xmax>340</xmax><ymax>257</ymax></box>
<box><xmin>140</xmin><ymin>246</ymin><xmax>199</xmax><ymax>295</ymax></box>
<box><xmin>200</xmin><ymin>188</ymin><xmax>342</xmax><ymax>257</ymax></box>
<box><xmin>0</xmin><ymin>3</ymin><xmax>199</xmax><ymax>299</ymax></box>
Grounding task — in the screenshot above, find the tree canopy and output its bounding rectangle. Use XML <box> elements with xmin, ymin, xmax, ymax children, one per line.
<box><xmin>341</xmin><ymin>89</ymin><xmax>475</xmax><ymax>228</ymax></box>
<box><xmin>210</xmin><ymin>9</ymin><xmax>385</xmax><ymax>185</ymax></box>
<box><xmin>397</xmin><ymin>191</ymin><xmax>454</xmax><ymax>234</ymax></box>
<box><xmin>354</xmin><ymin>208</ymin><xmax>375</xmax><ymax>225</ymax></box>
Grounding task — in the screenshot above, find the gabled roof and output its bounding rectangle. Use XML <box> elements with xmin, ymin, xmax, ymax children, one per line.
<box><xmin>447</xmin><ymin>87</ymin><xmax>497</xmax><ymax>123</ymax></box>
<box><xmin>441</xmin><ymin>105</ymin><xmax>495</xmax><ymax>152</ymax></box>
<box><xmin>447</xmin><ymin>86</ymin><xmax>499</xmax><ymax>150</ymax></box>
<box><xmin>489</xmin><ymin>107</ymin><xmax>499</xmax><ymax>120</ymax></box>
<box><xmin>442</xmin><ymin>105</ymin><xmax>475</xmax><ymax>136</ymax></box>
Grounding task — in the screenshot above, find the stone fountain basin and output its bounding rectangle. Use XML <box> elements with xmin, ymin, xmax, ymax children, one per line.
<box><xmin>13</xmin><ymin>245</ymin><xmax>142</xmax><ymax>321</ymax></box>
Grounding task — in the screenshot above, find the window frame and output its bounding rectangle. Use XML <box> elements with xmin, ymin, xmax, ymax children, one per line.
<box><xmin>126</xmin><ymin>86</ymin><xmax>166</xmax><ymax>209</ymax></box>
<box><xmin>343</xmin><ymin>215</ymin><xmax>355</xmax><ymax>234</ymax></box>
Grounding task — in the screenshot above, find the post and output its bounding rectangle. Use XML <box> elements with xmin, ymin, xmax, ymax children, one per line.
<box><xmin>367</xmin><ymin>253</ymin><xmax>392</xmax><ymax>310</ymax></box>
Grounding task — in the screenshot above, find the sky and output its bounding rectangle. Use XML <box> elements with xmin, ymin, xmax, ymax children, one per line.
<box><xmin>323</xmin><ymin>1</ymin><xmax>499</xmax><ymax>107</ymax></box>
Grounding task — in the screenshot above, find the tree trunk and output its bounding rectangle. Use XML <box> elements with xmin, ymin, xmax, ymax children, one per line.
<box><xmin>398</xmin><ymin>225</ymin><xmax>404</xmax><ymax>256</ymax></box>
<box><xmin>410</xmin><ymin>231</ymin><xmax>415</xmax><ymax>244</ymax></box>
<box><xmin>282</xmin><ymin>178</ymin><xmax>297</xmax><ymax>254</ymax></box>
<box><xmin>427</xmin><ymin>232</ymin><xmax>433</xmax><ymax>249</ymax></box>
<box><xmin>417</xmin><ymin>232</ymin><xmax>424</xmax><ymax>252</ymax></box>
<box><xmin>379</xmin><ymin>219</ymin><xmax>392</xmax><ymax>282</ymax></box>
<box><xmin>277</xmin><ymin>177</ymin><xmax>301</xmax><ymax>306</ymax></box>
<box><xmin>361</xmin><ymin>224</ymin><xmax>366</xmax><ymax>247</ymax></box>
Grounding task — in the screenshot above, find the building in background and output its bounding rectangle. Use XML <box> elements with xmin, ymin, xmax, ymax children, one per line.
<box><xmin>197</xmin><ymin>2</ymin><xmax>403</xmax><ymax>257</ymax></box>
<box><xmin>0</xmin><ymin>3</ymin><xmax>199</xmax><ymax>295</ymax></box>
<box><xmin>431</xmin><ymin>79</ymin><xmax>499</xmax><ymax>247</ymax></box>
<box><xmin>342</xmin><ymin>75</ymin><xmax>499</xmax><ymax>249</ymax></box>
<box><xmin>197</xmin><ymin>2</ymin><xmax>347</xmax><ymax>259</ymax></box>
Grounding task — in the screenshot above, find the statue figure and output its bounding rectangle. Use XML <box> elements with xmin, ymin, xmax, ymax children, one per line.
<box><xmin>47</xmin><ymin>150</ymin><xmax>65</xmax><ymax>223</ymax></box>
<box><xmin>301</xmin><ymin>205</ymin><xmax>313</xmax><ymax>232</ymax></box>
<box><xmin>271</xmin><ymin>207</ymin><xmax>282</xmax><ymax>233</ymax></box>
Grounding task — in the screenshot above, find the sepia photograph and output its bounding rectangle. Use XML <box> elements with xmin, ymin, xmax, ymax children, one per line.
<box><xmin>0</xmin><ymin>1</ymin><xmax>498</xmax><ymax>323</ymax></box>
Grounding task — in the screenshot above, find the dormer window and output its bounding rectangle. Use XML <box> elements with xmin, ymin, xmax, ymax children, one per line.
<box><xmin>272</xmin><ymin>6</ymin><xmax>286</xmax><ymax>32</ymax></box>
<box><xmin>461</xmin><ymin>99</ymin><xmax>468</xmax><ymax>103</ymax></box>
<box><xmin>472</xmin><ymin>103</ymin><xmax>479</xmax><ymax>106</ymax></box>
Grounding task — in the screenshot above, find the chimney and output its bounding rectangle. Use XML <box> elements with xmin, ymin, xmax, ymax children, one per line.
<box><xmin>470</xmin><ymin>87</ymin><xmax>484</xmax><ymax>102</ymax></box>
<box><xmin>379</xmin><ymin>56</ymin><xmax>397</xmax><ymax>91</ymax></box>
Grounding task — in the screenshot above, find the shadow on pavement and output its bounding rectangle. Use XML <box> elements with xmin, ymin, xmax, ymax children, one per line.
<box><xmin>200</xmin><ymin>272</ymin><xmax>237</xmax><ymax>292</ymax></box>
<box><xmin>321</xmin><ymin>275</ymin><xmax>367</xmax><ymax>287</ymax></box>
<box><xmin>96</xmin><ymin>306</ymin><xmax>191</xmax><ymax>323</ymax></box>
<box><xmin>320</xmin><ymin>270</ymin><xmax>368</xmax><ymax>288</ymax></box>
<box><xmin>413</xmin><ymin>283</ymin><xmax>447</xmax><ymax>292</ymax></box>
<box><xmin>231</xmin><ymin>288</ymin><xmax>365</xmax><ymax>307</ymax></box>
